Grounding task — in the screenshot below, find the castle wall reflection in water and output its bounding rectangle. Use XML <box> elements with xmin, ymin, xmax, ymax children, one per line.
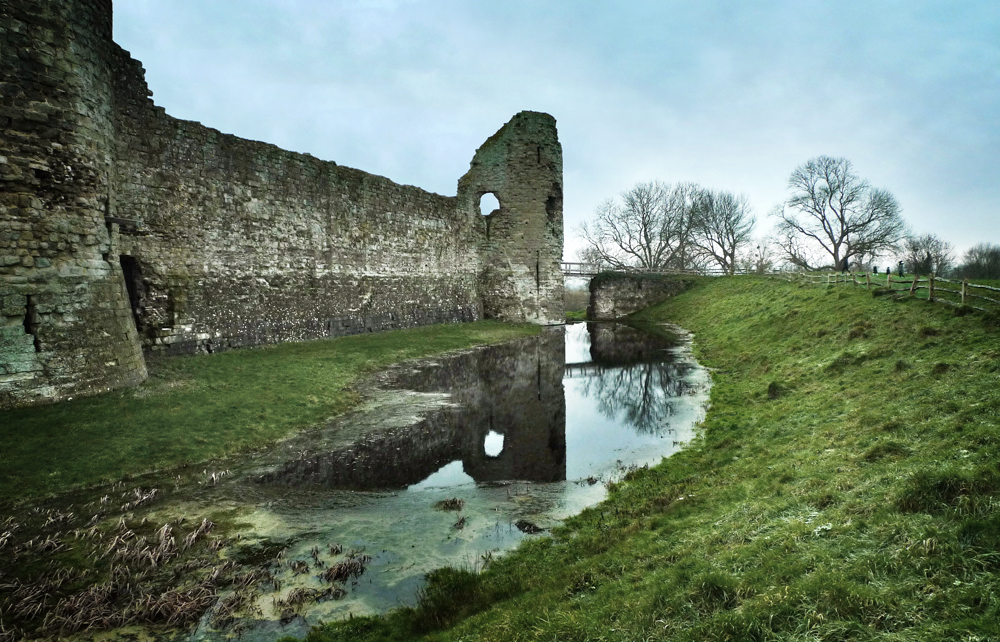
<box><xmin>260</xmin><ymin>322</ymin><xmax>703</xmax><ymax>491</ymax></box>
<box><xmin>206</xmin><ymin>322</ymin><xmax>710</xmax><ymax>635</ymax></box>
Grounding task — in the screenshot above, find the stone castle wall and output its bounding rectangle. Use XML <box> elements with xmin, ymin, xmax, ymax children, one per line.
<box><xmin>0</xmin><ymin>0</ymin><xmax>563</xmax><ymax>408</ymax></box>
<box><xmin>108</xmin><ymin>46</ymin><xmax>481</xmax><ymax>354</ymax></box>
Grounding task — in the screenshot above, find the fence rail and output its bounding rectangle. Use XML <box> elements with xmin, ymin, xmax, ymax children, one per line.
<box><xmin>561</xmin><ymin>262</ymin><xmax>737</xmax><ymax>277</ymax></box>
<box><xmin>784</xmin><ymin>271</ymin><xmax>1000</xmax><ymax>313</ymax></box>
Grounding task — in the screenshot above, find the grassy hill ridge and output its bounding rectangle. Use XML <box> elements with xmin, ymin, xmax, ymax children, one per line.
<box><xmin>298</xmin><ymin>276</ymin><xmax>1000</xmax><ymax>641</ymax></box>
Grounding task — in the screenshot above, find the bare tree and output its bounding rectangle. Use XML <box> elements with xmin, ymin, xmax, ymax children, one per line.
<box><xmin>691</xmin><ymin>190</ymin><xmax>755</xmax><ymax>275</ymax></box>
<box><xmin>577</xmin><ymin>181</ymin><xmax>700</xmax><ymax>270</ymax></box>
<box><xmin>737</xmin><ymin>237</ymin><xmax>778</xmax><ymax>274</ymax></box>
<box><xmin>578</xmin><ymin>245</ymin><xmax>610</xmax><ymax>270</ymax></box>
<box><xmin>956</xmin><ymin>243</ymin><xmax>1000</xmax><ymax>279</ymax></box>
<box><xmin>903</xmin><ymin>234</ymin><xmax>954</xmax><ymax>276</ymax></box>
<box><xmin>775</xmin><ymin>157</ymin><xmax>907</xmax><ymax>270</ymax></box>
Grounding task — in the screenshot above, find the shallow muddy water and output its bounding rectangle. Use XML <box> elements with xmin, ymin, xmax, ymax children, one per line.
<box><xmin>0</xmin><ymin>322</ymin><xmax>709</xmax><ymax>641</ymax></box>
<box><xmin>191</xmin><ymin>322</ymin><xmax>709</xmax><ymax>639</ymax></box>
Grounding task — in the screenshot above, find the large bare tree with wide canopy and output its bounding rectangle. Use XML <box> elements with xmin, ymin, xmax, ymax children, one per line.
<box><xmin>775</xmin><ymin>156</ymin><xmax>907</xmax><ymax>270</ymax></box>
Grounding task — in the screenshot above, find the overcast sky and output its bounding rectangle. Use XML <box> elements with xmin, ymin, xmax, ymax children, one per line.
<box><xmin>113</xmin><ymin>1</ymin><xmax>999</xmax><ymax>262</ymax></box>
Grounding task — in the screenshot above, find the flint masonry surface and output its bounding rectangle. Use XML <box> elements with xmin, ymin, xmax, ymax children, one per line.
<box><xmin>1</xmin><ymin>0</ymin><xmax>564</xmax><ymax>408</ymax></box>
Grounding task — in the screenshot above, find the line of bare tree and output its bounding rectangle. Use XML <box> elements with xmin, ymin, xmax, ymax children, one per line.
<box><xmin>577</xmin><ymin>181</ymin><xmax>755</xmax><ymax>275</ymax></box>
<box><xmin>766</xmin><ymin>158</ymin><xmax>997</xmax><ymax>278</ymax></box>
<box><xmin>892</xmin><ymin>239</ymin><xmax>1000</xmax><ymax>280</ymax></box>
<box><xmin>577</xmin><ymin>156</ymin><xmax>995</xmax><ymax>280</ymax></box>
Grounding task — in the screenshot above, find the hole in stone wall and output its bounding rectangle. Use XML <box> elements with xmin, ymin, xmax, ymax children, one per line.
<box><xmin>484</xmin><ymin>431</ymin><xmax>504</xmax><ymax>457</ymax></box>
<box><xmin>479</xmin><ymin>193</ymin><xmax>500</xmax><ymax>217</ymax></box>
<box><xmin>23</xmin><ymin>295</ymin><xmax>41</xmax><ymax>352</ymax></box>
<box><xmin>479</xmin><ymin>193</ymin><xmax>500</xmax><ymax>242</ymax></box>
<box><xmin>119</xmin><ymin>255</ymin><xmax>143</xmax><ymax>331</ymax></box>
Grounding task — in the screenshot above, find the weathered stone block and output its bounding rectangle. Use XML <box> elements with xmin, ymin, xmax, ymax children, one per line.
<box><xmin>588</xmin><ymin>274</ymin><xmax>693</xmax><ymax>319</ymax></box>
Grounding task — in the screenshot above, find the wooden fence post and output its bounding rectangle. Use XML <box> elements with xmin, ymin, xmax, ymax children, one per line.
<box><xmin>962</xmin><ymin>279</ymin><xmax>968</xmax><ymax>305</ymax></box>
<box><xmin>909</xmin><ymin>275</ymin><xmax>918</xmax><ymax>296</ymax></box>
<box><xmin>866</xmin><ymin>273</ymin><xmax>871</xmax><ymax>290</ymax></box>
<box><xmin>929</xmin><ymin>274</ymin><xmax>935</xmax><ymax>302</ymax></box>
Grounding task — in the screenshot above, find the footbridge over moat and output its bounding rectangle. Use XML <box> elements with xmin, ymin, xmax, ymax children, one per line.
<box><xmin>561</xmin><ymin>262</ymin><xmax>717</xmax><ymax>279</ymax></box>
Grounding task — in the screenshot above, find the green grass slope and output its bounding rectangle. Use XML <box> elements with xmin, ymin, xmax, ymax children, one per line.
<box><xmin>297</xmin><ymin>277</ymin><xmax>1000</xmax><ymax>642</ymax></box>
<box><xmin>0</xmin><ymin>321</ymin><xmax>538</xmax><ymax>502</ymax></box>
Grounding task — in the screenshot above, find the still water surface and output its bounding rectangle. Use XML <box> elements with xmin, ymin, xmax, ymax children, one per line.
<box><xmin>182</xmin><ymin>322</ymin><xmax>710</xmax><ymax>639</ymax></box>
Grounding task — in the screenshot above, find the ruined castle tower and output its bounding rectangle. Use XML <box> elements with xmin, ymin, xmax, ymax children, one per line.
<box><xmin>460</xmin><ymin>112</ymin><xmax>565</xmax><ymax>325</ymax></box>
<box><xmin>1</xmin><ymin>0</ymin><xmax>563</xmax><ymax>409</ymax></box>
<box><xmin>0</xmin><ymin>0</ymin><xmax>147</xmax><ymax>407</ymax></box>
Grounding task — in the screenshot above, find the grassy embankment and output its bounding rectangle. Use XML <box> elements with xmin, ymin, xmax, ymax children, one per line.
<box><xmin>296</xmin><ymin>276</ymin><xmax>1000</xmax><ymax>642</ymax></box>
<box><xmin>0</xmin><ymin>321</ymin><xmax>539</xmax><ymax>503</ymax></box>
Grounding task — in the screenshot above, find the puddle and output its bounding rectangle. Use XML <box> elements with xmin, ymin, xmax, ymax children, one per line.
<box><xmin>0</xmin><ymin>322</ymin><xmax>710</xmax><ymax>641</ymax></box>
<box><xmin>199</xmin><ymin>322</ymin><xmax>709</xmax><ymax>639</ymax></box>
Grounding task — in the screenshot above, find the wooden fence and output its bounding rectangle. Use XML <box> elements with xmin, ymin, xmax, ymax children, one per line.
<box><xmin>785</xmin><ymin>271</ymin><xmax>1000</xmax><ymax>313</ymax></box>
<box><xmin>561</xmin><ymin>262</ymin><xmax>749</xmax><ymax>278</ymax></box>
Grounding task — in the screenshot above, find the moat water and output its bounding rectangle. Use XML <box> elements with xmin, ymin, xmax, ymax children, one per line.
<box><xmin>182</xmin><ymin>322</ymin><xmax>710</xmax><ymax>640</ymax></box>
<box><xmin>0</xmin><ymin>322</ymin><xmax>710</xmax><ymax>641</ymax></box>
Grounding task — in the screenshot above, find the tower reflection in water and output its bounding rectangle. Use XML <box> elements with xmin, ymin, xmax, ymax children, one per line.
<box><xmin>262</xmin><ymin>322</ymin><xmax>701</xmax><ymax>490</ymax></box>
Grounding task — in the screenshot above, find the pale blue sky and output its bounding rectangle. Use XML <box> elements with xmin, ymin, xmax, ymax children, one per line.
<box><xmin>114</xmin><ymin>1</ymin><xmax>999</xmax><ymax>261</ymax></box>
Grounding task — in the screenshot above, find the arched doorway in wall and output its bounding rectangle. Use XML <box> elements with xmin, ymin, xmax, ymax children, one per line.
<box><xmin>119</xmin><ymin>255</ymin><xmax>143</xmax><ymax>332</ymax></box>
